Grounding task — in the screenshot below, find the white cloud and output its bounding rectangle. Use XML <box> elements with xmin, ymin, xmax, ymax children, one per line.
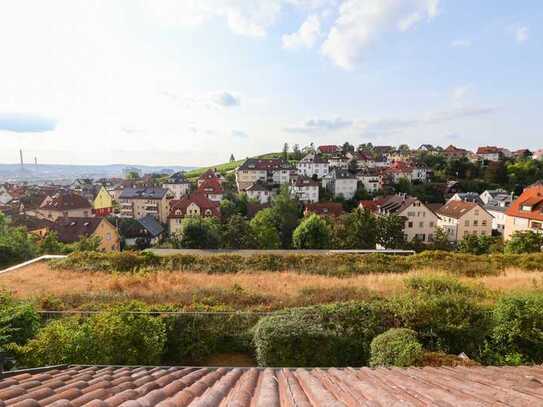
<box><xmin>451</xmin><ymin>85</ymin><xmax>471</xmax><ymax>102</ymax></box>
<box><xmin>282</xmin><ymin>15</ymin><xmax>322</xmax><ymax>49</ymax></box>
<box><xmin>451</xmin><ymin>39</ymin><xmax>472</xmax><ymax>48</ymax></box>
<box><xmin>321</xmin><ymin>0</ymin><xmax>440</xmax><ymax>69</ymax></box>
<box><xmin>515</xmin><ymin>26</ymin><xmax>529</xmax><ymax>43</ymax></box>
<box><xmin>143</xmin><ymin>0</ymin><xmax>282</xmax><ymax>37</ymax></box>
<box><xmin>284</xmin><ymin>117</ymin><xmax>353</xmax><ymax>133</ymax></box>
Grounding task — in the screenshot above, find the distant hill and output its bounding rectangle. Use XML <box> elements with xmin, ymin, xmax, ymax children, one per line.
<box><xmin>0</xmin><ymin>163</ymin><xmax>195</xmax><ymax>183</ymax></box>
<box><xmin>184</xmin><ymin>153</ymin><xmax>284</xmax><ymax>180</ymax></box>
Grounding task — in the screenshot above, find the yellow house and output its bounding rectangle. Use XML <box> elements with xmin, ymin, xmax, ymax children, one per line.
<box><xmin>94</xmin><ymin>186</ymin><xmax>114</xmax><ymax>217</ymax></box>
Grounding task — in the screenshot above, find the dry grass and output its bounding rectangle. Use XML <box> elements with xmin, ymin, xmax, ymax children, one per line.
<box><xmin>2</xmin><ymin>262</ymin><xmax>543</xmax><ymax>310</ymax></box>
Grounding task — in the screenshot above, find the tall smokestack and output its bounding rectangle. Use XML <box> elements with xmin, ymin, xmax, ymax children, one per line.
<box><xmin>19</xmin><ymin>149</ymin><xmax>24</xmax><ymax>170</ymax></box>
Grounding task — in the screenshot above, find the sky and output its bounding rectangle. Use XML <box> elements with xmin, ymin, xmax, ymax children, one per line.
<box><xmin>0</xmin><ymin>0</ymin><xmax>541</xmax><ymax>166</ymax></box>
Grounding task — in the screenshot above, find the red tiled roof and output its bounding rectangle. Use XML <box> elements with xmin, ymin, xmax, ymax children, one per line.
<box><xmin>292</xmin><ymin>176</ymin><xmax>319</xmax><ymax>188</ymax></box>
<box><xmin>358</xmin><ymin>199</ymin><xmax>385</xmax><ymax>213</ymax></box>
<box><xmin>304</xmin><ymin>202</ymin><xmax>344</xmax><ymax>217</ymax></box>
<box><xmin>317</xmin><ymin>145</ymin><xmax>341</xmax><ymax>154</ymax></box>
<box><xmin>4</xmin><ymin>364</ymin><xmax>543</xmax><ymax>405</ymax></box>
<box><xmin>476</xmin><ymin>146</ymin><xmax>500</xmax><ymax>155</ymax></box>
<box><xmin>505</xmin><ymin>182</ymin><xmax>543</xmax><ymax>222</ymax></box>
<box><xmin>198</xmin><ymin>168</ymin><xmax>221</xmax><ymax>181</ymax></box>
<box><xmin>437</xmin><ymin>200</ymin><xmax>479</xmax><ymax>219</ymax></box>
<box><xmin>40</xmin><ymin>192</ymin><xmax>92</xmax><ymax>211</ymax></box>
<box><xmin>169</xmin><ymin>193</ymin><xmax>220</xmax><ymax>219</ymax></box>
<box><xmin>238</xmin><ymin>158</ymin><xmax>294</xmax><ymax>171</ymax></box>
<box><xmin>197</xmin><ymin>178</ymin><xmax>224</xmax><ymax>195</ymax></box>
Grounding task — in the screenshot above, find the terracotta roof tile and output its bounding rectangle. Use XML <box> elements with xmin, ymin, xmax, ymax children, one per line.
<box><xmin>3</xmin><ymin>365</ymin><xmax>543</xmax><ymax>405</ymax></box>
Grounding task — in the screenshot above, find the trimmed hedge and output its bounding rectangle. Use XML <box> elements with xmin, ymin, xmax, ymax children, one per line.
<box><xmin>370</xmin><ymin>328</ymin><xmax>423</xmax><ymax>367</ymax></box>
<box><xmin>50</xmin><ymin>251</ymin><xmax>543</xmax><ymax>276</ymax></box>
<box><xmin>252</xmin><ymin>302</ymin><xmax>386</xmax><ymax>367</ymax></box>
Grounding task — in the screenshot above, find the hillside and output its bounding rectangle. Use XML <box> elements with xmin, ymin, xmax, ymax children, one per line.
<box><xmin>184</xmin><ymin>152</ymin><xmax>285</xmax><ymax>179</ymax></box>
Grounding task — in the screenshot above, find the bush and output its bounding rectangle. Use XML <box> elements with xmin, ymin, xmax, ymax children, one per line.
<box><xmin>0</xmin><ymin>294</ymin><xmax>40</xmax><ymax>347</ymax></box>
<box><xmin>370</xmin><ymin>328</ymin><xmax>423</xmax><ymax>367</ymax></box>
<box><xmin>11</xmin><ymin>303</ymin><xmax>166</xmax><ymax>367</ymax></box>
<box><xmin>505</xmin><ymin>231</ymin><xmax>543</xmax><ymax>254</ymax></box>
<box><xmin>406</xmin><ymin>275</ymin><xmax>483</xmax><ymax>297</ymax></box>
<box><xmin>253</xmin><ymin>302</ymin><xmax>385</xmax><ymax>367</ymax></box>
<box><xmin>487</xmin><ymin>293</ymin><xmax>543</xmax><ymax>365</ymax></box>
<box><xmin>387</xmin><ymin>294</ymin><xmax>491</xmax><ymax>359</ymax></box>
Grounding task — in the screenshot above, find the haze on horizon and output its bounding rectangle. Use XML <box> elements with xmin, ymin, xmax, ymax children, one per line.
<box><xmin>0</xmin><ymin>1</ymin><xmax>541</xmax><ymax>167</ymax></box>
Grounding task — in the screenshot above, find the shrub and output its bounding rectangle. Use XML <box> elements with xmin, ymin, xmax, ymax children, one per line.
<box><xmin>505</xmin><ymin>231</ymin><xmax>543</xmax><ymax>254</ymax></box>
<box><xmin>370</xmin><ymin>328</ymin><xmax>423</xmax><ymax>367</ymax></box>
<box><xmin>406</xmin><ymin>275</ymin><xmax>483</xmax><ymax>297</ymax></box>
<box><xmin>11</xmin><ymin>303</ymin><xmax>166</xmax><ymax>367</ymax></box>
<box><xmin>0</xmin><ymin>294</ymin><xmax>40</xmax><ymax>347</ymax></box>
<box><xmin>387</xmin><ymin>294</ymin><xmax>491</xmax><ymax>359</ymax></box>
<box><xmin>253</xmin><ymin>302</ymin><xmax>386</xmax><ymax>367</ymax></box>
<box><xmin>487</xmin><ymin>293</ymin><xmax>543</xmax><ymax>364</ymax></box>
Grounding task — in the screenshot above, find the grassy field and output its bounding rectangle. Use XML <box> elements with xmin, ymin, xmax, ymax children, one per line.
<box><xmin>3</xmin><ymin>262</ymin><xmax>543</xmax><ymax>311</ymax></box>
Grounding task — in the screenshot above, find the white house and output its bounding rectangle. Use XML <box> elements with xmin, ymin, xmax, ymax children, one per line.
<box><xmin>289</xmin><ymin>176</ymin><xmax>319</xmax><ymax>203</ymax></box>
<box><xmin>297</xmin><ymin>154</ymin><xmax>329</xmax><ymax>178</ymax></box>
<box><xmin>326</xmin><ymin>169</ymin><xmax>358</xmax><ymax>200</ymax></box>
<box><xmin>0</xmin><ymin>186</ymin><xmax>13</xmax><ymax>205</ymax></box>
<box><xmin>356</xmin><ymin>170</ymin><xmax>383</xmax><ymax>194</ymax></box>
<box><xmin>245</xmin><ymin>182</ymin><xmax>275</xmax><ymax>204</ymax></box>
<box><xmin>162</xmin><ymin>172</ymin><xmax>192</xmax><ymax>199</ymax></box>
<box><xmin>377</xmin><ymin>195</ymin><xmax>439</xmax><ymax>243</ymax></box>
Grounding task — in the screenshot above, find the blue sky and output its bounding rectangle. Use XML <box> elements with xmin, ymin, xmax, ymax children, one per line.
<box><xmin>0</xmin><ymin>0</ymin><xmax>541</xmax><ymax>166</ymax></box>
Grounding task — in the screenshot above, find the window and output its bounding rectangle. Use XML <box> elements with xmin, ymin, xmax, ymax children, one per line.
<box><xmin>464</xmin><ymin>220</ymin><xmax>470</xmax><ymax>227</ymax></box>
<box><xmin>419</xmin><ymin>222</ymin><xmax>424</xmax><ymax>228</ymax></box>
<box><xmin>407</xmin><ymin>211</ymin><xmax>415</xmax><ymax>217</ymax></box>
<box><xmin>429</xmin><ymin>222</ymin><xmax>434</xmax><ymax>228</ymax></box>
<box><xmin>106</xmin><ymin>233</ymin><xmax>111</xmax><ymax>241</ymax></box>
<box><xmin>473</xmin><ymin>220</ymin><xmax>478</xmax><ymax>227</ymax></box>
<box><xmin>482</xmin><ymin>220</ymin><xmax>487</xmax><ymax>226</ymax></box>
<box><xmin>408</xmin><ymin>221</ymin><xmax>413</xmax><ymax>228</ymax></box>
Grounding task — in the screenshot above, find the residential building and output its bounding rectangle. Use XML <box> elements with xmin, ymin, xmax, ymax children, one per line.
<box><xmin>476</xmin><ymin>146</ymin><xmax>502</xmax><ymax>161</ymax></box>
<box><xmin>385</xmin><ymin>162</ymin><xmax>414</xmax><ymax>183</ymax></box>
<box><xmin>328</xmin><ymin>155</ymin><xmax>350</xmax><ymax>170</ymax></box>
<box><xmin>356</xmin><ymin>169</ymin><xmax>383</xmax><ymax>194</ymax></box>
<box><xmin>443</xmin><ymin>145</ymin><xmax>470</xmax><ymax>159</ymax></box>
<box><xmin>197</xmin><ymin>168</ymin><xmax>224</xmax><ymax>188</ymax></box>
<box><xmin>51</xmin><ymin>217</ymin><xmax>120</xmax><ymax>252</ymax></box>
<box><xmin>512</xmin><ymin>149</ymin><xmax>532</xmax><ymax>159</ymax></box>
<box><xmin>168</xmin><ymin>192</ymin><xmax>220</xmax><ymax>235</ymax></box>
<box><xmin>236</xmin><ymin>158</ymin><xmax>295</xmax><ymax>190</ymax></box>
<box><xmin>325</xmin><ymin>169</ymin><xmax>358</xmax><ymax>199</ymax></box>
<box><xmin>118</xmin><ymin>187</ymin><xmax>172</xmax><ymax>223</ymax></box>
<box><xmin>162</xmin><ymin>172</ymin><xmax>192</xmax><ymax>199</ymax></box>
<box><xmin>36</xmin><ymin>191</ymin><xmax>92</xmax><ymax>220</ymax></box>
<box><xmin>533</xmin><ymin>149</ymin><xmax>543</xmax><ymax>161</ymax></box>
<box><xmin>304</xmin><ymin>202</ymin><xmax>344</xmax><ymax>217</ymax></box>
<box><xmin>484</xmin><ymin>193</ymin><xmax>513</xmax><ymax>234</ymax></box>
<box><xmin>93</xmin><ymin>186</ymin><xmax>114</xmax><ymax>217</ymax></box>
<box><xmin>289</xmin><ymin>176</ymin><xmax>319</xmax><ymax>203</ymax></box>
<box><xmin>316</xmin><ymin>145</ymin><xmax>341</xmax><ymax>154</ymax></box>
<box><xmin>0</xmin><ymin>185</ymin><xmax>13</xmax><ymax>205</ymax></box>
<box><xmin>123</xmin><ymin>214</ymin><xmax>165</xmax><ymax>247</ymax></box>
<box><xmin>8</xmin><ymin>214</ymin><xmax>52</xmax><ymax>238</ymax></box>
<box><xmin>377</xmin><ymin>195</ymin><xmax>439</xmax><ymax>243</ymax></box>
<box><xmin>448</xmin><ymin>192</ymin><xmax>484</xmax><ymax>206</ymax></box>
<box><xmin>197</xmin><ymin>178</ymin><xmax>224</xmax><ymax>202</ymax></box>
<box><xmin>504</xmin><ymin>181</ymin><xmax>543</xmax><ymax>240</ymax></box>
<box><xmin>296</xmin><ymin>154</ymin><xmax>329</xmax><ymax>178</ymax></box>
<box><xmin>358</xmin><ymin>198</ymin><xmax>386</xmax><ymax>213</ymax></box>
<box><xmin>437</xmin><ymin>201</ymin><xmax>493</xmax><ymax>242</ymax></box>
<box><xmin>245</xmin><ymin>182</ymin><xmax>275</xmax><ymax>204</ymax></box>
<box><xmin>480</xmin><ymin>189</ymin><xmax>509</xmax><ymax>205</ymax></box>
<box><xmin>69</xmin><ymin>178</ymin><xmax>97</xmax><ymax>201</ymax></box>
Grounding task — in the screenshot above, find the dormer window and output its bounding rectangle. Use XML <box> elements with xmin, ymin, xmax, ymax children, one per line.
<box><xmin>521</xmin><ymin>205</ymin><xmax>532</xmax><ymax>212</ymax></box>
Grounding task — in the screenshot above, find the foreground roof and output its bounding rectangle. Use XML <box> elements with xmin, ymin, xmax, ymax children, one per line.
<box><xmin>505</xmin><ymin>181</ymin><xmax>543</xmax><ymax>222</ymax></box>
<box><xmin>50</xmin><ymin>217</ymin><xmax>105</xmax><ymax>243</ymax></box>
<box><xmin>3</xmin><ymin>364</ymin><xmax>543</xmax><ymax>406</ymax></box>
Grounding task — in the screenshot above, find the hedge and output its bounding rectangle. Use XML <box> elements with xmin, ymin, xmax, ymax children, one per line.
<box><xmin>49</xmin><ymin>251</ymin><xmax>543</xmax><ymax>276</ymax></box>
<box><xmin>252</xmin><ymin>302</ymin><xmax>386</xmax><ymax>367</ymax></box>
<box><xmin>6</xmin><ymin>290</ymin><xmax>543</xmax><ymax>369</ymax></box>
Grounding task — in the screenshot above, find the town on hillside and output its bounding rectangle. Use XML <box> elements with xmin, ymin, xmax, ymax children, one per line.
<box><xmin>1</xmin><ymin>142</ymin><xmax>543</xmax><ymax>253</ymax></box>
